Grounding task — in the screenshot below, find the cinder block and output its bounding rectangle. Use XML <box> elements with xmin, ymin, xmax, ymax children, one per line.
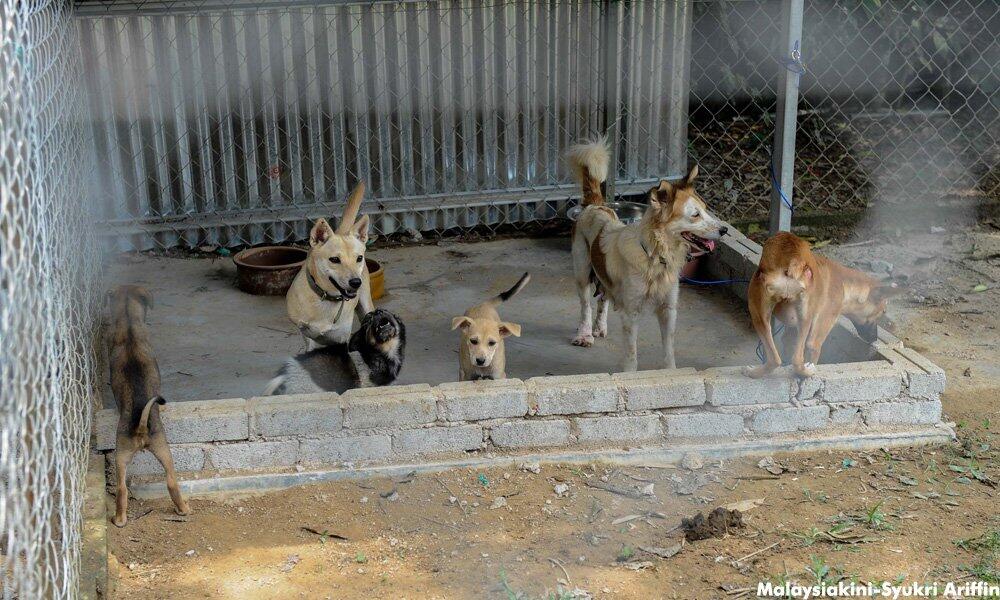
<box><xmin>299</xmin><ymin>435</ymin><xmax>392</xmax><ymax>464</ymax></box>
<box><xmin>94</xmin><ymin>409</ymin><xmax>118</xmax><ymax>451</ymax></box>
<box><xmin>574</xmin><ymin>415</ymin><xmax>662</xmax><ymax>444</ymax></box>
<box><xmin>863</xmin><ymin>400</ymin><xmax>942</xmax><ymax>426</ymax></box>
<box><xmin>438</xmin><ymin>379</ymin><xmax>528</xmax><ymax>421</ymax></box>
<box><xmin>162</xmin><ymin>398</ymin><xmax>250</xmax><ymax>444</ymax></box>
<box><xmin>95</xmin><ymin>399</ymin><xmax>251</xmax><ymax>449</ymax></box>
<box><xmin>896</xmin><ymin>347</ymin><xmax>946</xmax><ymax>399</ymax></box>
<box><xmin>208</xmin><ymin>440</ymin><xmax>298</xmax><ymax>471</ymax></box>
<box><xmin>831</xmin><ymin>406</ymin><xmax>862</xmax><ymax>425</ymax></box>
<box><xmin>819</xmin><ymin>363</ymin><xmax>903</xmax><ymax>403</ymax></box>
<box><xmin>705</xmin><ymin>367</ymin><xmax>792</xmax><ymax>405</ymax></box>
<box><xmin>489</xmin><ymin>420</ymin><xmax>571</xmax><ymax>449</ymax></box>
<box><xmin>529</xmin><ymin>374</ymin><xmax>618</xmax><ymax>415</ymax></box>
<box><xmin>250</xmin><ymin>394</ymin><xmax>342</xmax><ymax>438</ymax></box>
<box><xmin>614</xmin><ymin>369</ymin><xmax>706</xmax><ymax>410</ymax></box>
<box><xmin>798</xmin><ymin>376</ymin><xmax>823</xmax><ymax>401</ymax></box>
<box><xmin>752</xmin><ymin>405</ymin><xmax>830</xmax><ymax>434</ymax></box>
<box><xmin>127</xmin><ymin>445</ymin><xmax>206</xmax><ymax>475</ymax></box>
<box><xmin>663</xmin><ymin>413</ymin><xmax>744</xmax><ymax>438</ymax></box>
<box><xmin>342</xmin><ymin>384</ymin><xmax>436</xmax><ymax>429</ymax></box>
<box><xmin>394</xmin><ymin>425</ymin><xmax>483</xmax><ymax>455</ymax></box>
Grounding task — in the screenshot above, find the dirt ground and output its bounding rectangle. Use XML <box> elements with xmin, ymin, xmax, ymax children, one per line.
<box><xmin>107</xmin><ymin>220</ymin><xmax>999</xmax><ymax>600</ymax></box>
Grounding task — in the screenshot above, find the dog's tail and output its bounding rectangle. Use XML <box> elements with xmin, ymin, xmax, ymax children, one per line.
<box><xmin>486</xmin><ymin>272</ymin><xmax>530</xmax><ymax>307</ymax></box>
<box><xmin>133</xmin><ymin>395</ymin><xmax>166</xmax><ymax>435</ymax></box>
<box><xmin>263</xmin><ymin>370</ymin><xmax>288</xmax><ymax>396</ymax></box>
<box><xmin>336</xmin><ymin>181</ymin><xmax>366</xmax><ymax>234</ymax></box>
<box><xmin>566</xmin><ymin>136</ymin><xmax>610</xmax><ymax>207</ymax></box>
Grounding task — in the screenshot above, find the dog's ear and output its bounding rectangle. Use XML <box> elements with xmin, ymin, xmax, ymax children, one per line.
<box><xmin>451</xmin><ymin>316</ymin><xmax>473</xmax><ymax>331</ymax></box>
<box><xmin>352</xmin><ymin>214</ymin><xmax>370</xmax><ymax>244</ymax></box>
<box><xmin>649</xmin><ymin>180</ymin><xmax>673</xmax><ymax>207</ymax></box>
<box><xmin>681</xmin><ymin>164</ymin><xmax>699</xmax><ymax>186</ymax></box>
<box><xmin>499</xmin><ymin>322</ymin><xmax>521</xmax><ymax>338</ymax></box>
<box><xmin>310</xmin><ymin>218</ymin><xmax>333</xmax><ymax>247</ymax></box>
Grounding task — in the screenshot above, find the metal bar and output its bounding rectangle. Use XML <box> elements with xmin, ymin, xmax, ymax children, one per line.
<box><xmin>665</xmin><ymin>0</ymin><xmax>692</xmax><ymax>180</ymax></box>
<box><xmin>601</xmin><ymin>0</ymin><xmax>621</xmax><ymax>201</ymax></box>
<box><xmin>769</xmin><ymin>0</ymin><xmax>803</xmax><ymax>234</ymax></box>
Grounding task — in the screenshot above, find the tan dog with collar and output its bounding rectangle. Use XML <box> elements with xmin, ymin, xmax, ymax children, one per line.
<box><xmin>287</xmin><ymin>183</ymin><xmax>374</xmax><ymax>348</ymax></box>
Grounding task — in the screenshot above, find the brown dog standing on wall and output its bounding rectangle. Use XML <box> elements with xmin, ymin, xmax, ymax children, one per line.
<box><xmin>744</xmin><ymin>232</ymin><xmax>905</xmax><ymax>379</ymax></box>
<box><xmin>107</xmin><ymin>285</ymin><xmax>190</xmax><ymax>527</ymax></box>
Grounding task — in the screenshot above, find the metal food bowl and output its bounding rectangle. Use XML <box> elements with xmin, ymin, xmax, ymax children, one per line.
<box><xmin>233</xmin><ymin>246</ymin><xmax>307</xmax><ymax>295</ymax></box>
<box><xmin>566</xmin><ymin>200</ymin><xmax>646</xmax><ymax>224</ymax></box>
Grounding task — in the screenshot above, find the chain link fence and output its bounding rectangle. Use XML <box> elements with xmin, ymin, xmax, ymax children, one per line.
<box><xmin>691</xmin><ymin>0</ymin><xmax>999</xmax><ymax>221</ymax></box>
<box><xmin>1</xmin><ymin>0</ymin><xmax>102</xmax><ymax>598</ymax></box>
<box><xmin>75</xmin><ymin>0</ymin><xmax>999</xmax><ymax>250</ymax></box>
<box><xmin>0</xmin><ymin>0</ymin><xmax>997</xmax><ymax>596</ymax></box>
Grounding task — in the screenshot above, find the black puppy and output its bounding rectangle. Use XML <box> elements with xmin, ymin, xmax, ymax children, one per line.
<box><xmin>264</xmin><ymin>309</ymin><xmax>406</xmax><ymax>395</ymax></box>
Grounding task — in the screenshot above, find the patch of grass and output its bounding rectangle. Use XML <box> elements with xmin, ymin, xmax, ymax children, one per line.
<box><xmin>498</xmin><ymin>569</ymin><xmax>586</xmax><ymax>600</ymax></box>
<box><xmin>354</xmin><ymin>552</ymin><xmax>367</xmax><ymax>564</ymax></box>
<box><xmin>616</xmin><ymin>545</ymin><xmax>635</xmax><ymax>562</ymax></box>
<box><xmin>861</xmin><ymin>501</ymin><xmax>895</xmax><ymax>531</ymax></box>
<box><xmin>802</xmin><ymin>489</ymin><xmax>830</xmax><ymax>504</ymax></box>
<box><xmin>806</xmin><ymin>555</ymin><xmax>842</xmax><ymax>587</ymax></box>
<box><xmin>955</xmin><ymin>530</ymin><xmax>1000</xmax><ymax>585</ymax></box>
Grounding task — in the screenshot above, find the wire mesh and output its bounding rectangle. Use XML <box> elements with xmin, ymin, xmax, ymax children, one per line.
<box><xmin>0</xmin><ymin>1</ymin><xmax>100</xmax><ymax>599</ymax></box>
<box><xmin>689</xmin><ymin>0</ymin><xmax>999</xmax><ymax>222</ymax></box>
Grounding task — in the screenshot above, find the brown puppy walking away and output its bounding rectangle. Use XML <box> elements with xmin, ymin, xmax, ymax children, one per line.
<box><xmin>744</xmin><ymin>232</ymin><xmax>905</xmax><ymax>379</ymax></box>
<box><xmin>107</xmin><ymin>285</ymin><xmax>190</xmax><ymax>527</ymax></box>
<box><xmin>451</xmin><ymin>273</ymin><xmax>530</xmax><ymax>381</ymax></box>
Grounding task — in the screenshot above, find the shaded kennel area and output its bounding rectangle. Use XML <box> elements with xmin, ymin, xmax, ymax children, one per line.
<box><xmin>103</xmin><ymin>236</ymin><xmax>782</xmax><ymax>405</ymax></box>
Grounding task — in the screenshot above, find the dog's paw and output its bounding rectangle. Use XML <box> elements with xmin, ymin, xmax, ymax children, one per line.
<box><xmin>571</xmin><ymin>335</ymin><xmax>594</xmax><ymax>347</ymax></box>
<box><xmin>175</xmin><ymin>504</ymin><xmax>191</xmax><ymax>517</ymax></box>
<box><xmin>794</xmin><ymin>362</ymin><xmax>817</xmax><ymax>378</ymax></box>
<box><xmin>592</xmin><ymin>324</ymin><xmax>608</xmax><ymax>338</ymax></box>
<box><xmin>112</xmin><ymin>515</ymin><xmax>127</xmax><ymax>528</ymax></box>
<box><xmin>742</xmin><ymin>364</ymin><xmax>772</xmax><ymax>379</ymax></box>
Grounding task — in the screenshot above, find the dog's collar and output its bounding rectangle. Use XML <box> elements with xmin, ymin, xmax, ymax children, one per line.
<box><xmin>640</xmin><ymin>240</ymin><xmax>696</xmax><ymax>264</ymax></box>
<box><xmin>639</xmin><ymin>241</ymin><xmax>669</xmax><ymax>265</ymax></box>
<box><xmin>306</xmin><ymin>270</ymin><xmax>347</xmax><ymax>322</ymax></box>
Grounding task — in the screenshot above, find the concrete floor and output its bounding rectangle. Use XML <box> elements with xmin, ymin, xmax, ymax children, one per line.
<box><xmin>106</xmin><ymin>237</ymin><xmax>763</xmax><ymax>403</ymax></box>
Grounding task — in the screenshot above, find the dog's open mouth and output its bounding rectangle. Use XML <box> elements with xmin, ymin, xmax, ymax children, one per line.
<box><xmin>328</xmin><ymin>276</ymin><xmax>358</xmax><ymax>299</ymax></box>
<box><xmin>682</xmin><ymin>232</ymin><xmax>716</xmax><ymax>256</ymax></box>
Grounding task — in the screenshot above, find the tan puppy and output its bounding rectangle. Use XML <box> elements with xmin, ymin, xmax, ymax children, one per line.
<box><xmin>106</xmin><ymin>285</ymin><xmax>190</xmax><ymax>527</ymax></box>
<box><xmin>287</xmin><ymin>183</ymin><xmax>374</xmax><ymax>348</ymax></box>
<box><xmin>745</xmin><ymin>232</ymin><xmax>906</xmax><ymax>379</ymax></box>
<box><xmin>451</xmin><ymin>273</ymin><xmax>530</xmax><ymax>381</ymax></box>
<box><xmin>568</xmin><ymin>138</ymin><xmax>727</xmax><ymax>372</ymax></box>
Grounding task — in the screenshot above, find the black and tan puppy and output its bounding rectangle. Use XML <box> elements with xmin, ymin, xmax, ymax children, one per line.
<box><xmin>107</xmin><ymin>285</ymin><xmax>190</xmax><ymax>527</ymax></box>
<box><xmin>265</xmin><ymin>309</ymin><xmax>406</xmax><ymax>395</ymax></box>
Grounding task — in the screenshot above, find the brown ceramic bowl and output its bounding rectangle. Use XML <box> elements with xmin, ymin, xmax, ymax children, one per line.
<box><xmin>233</xmin><ymin>246</ymin><xmax>308</xmax><ymax>295</ymax></box>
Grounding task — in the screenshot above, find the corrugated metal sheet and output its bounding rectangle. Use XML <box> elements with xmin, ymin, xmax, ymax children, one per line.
<box><xmin>75</xmin><ymin>0</ymin><xmax>690</xmax><ymax>249</ymax></box>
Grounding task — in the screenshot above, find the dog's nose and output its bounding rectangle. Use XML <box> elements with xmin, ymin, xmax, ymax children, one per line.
<box><xmin>475</xmin><ymin>358</ymin><xmax>486</xmax><ymax>366</ymax></box>
<box><xmin>348</xmin><ymin>277</ymin><xmax>362</xmax><ymax>290</ymax></box>
<box><xmin>719</xmin><ymin>226</ymin><xmax>729</xmax><ymax>236</ymax></box>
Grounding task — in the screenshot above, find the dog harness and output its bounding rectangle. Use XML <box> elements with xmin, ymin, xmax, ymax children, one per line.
<box><xmin>306</xmin><ymin>270</ymin><xmax>347</xmax><ymax>322</ymax></box>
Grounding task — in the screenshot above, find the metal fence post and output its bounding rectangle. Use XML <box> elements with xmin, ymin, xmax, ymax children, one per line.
<box><xmin>769</xmin><ymin>0</ymin><xmax>803</xmax><ymax>234</ymax></box>
<box><xmin>602</xmin><ymin>0</ymin><xmax>622</xmax><ymax>202</ymax></box>
<box><xmin>666</xmin><ymin>1</ymin><xmax>693</xmax><ymax>181</ymax></box>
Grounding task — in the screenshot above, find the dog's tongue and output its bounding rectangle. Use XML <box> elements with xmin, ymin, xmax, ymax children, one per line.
<box><xmin>703</xmin><ymin>239</ymin><xmax>716</xmax><ymax>253</ymax></box>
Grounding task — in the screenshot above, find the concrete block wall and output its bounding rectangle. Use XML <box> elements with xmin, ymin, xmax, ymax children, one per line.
<box><xmin>93</xmin><ymin>233</ymin><xmax>949</xmax><ymax>479</ymax></box>
<box><xmin>93</xmin><ymin>347</ymin><xmax>947</xmax><ymax>477</ymax></box>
